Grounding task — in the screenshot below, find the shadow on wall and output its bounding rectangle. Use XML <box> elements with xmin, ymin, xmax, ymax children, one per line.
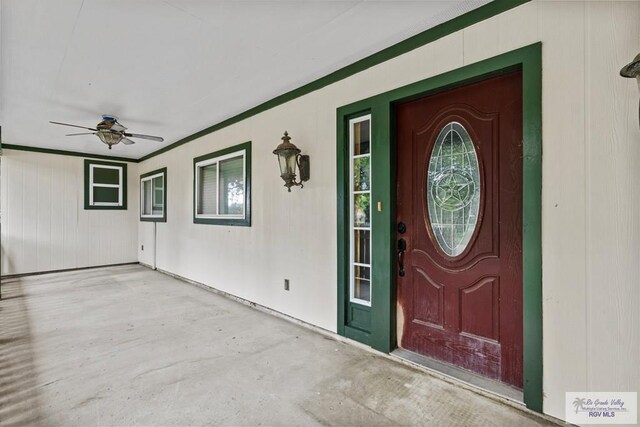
<box><xmin>0</xmin><ymin>277</ymin><xmax>44</xmax><ymax>425</ymax></box>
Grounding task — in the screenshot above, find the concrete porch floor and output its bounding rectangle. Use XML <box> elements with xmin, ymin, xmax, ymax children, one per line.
<box><xmin>0</xmin><ymin>265</ymin><xmax>555</xmax><ymax>426</ymax></box>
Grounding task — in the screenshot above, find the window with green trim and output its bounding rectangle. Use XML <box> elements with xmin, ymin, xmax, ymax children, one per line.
<box><xmin>140</xmin><ymin>167</ymin><xmax>167</xmax><ymax>222</ymax></box>
<box><xmin>193</xmin><ymin>142</ymin><xmax>251</xmax><ymax>226</ymax></box>
<box><xmin>84</xmin><ymin>160</ymin><xmax>127</xmax><ymax>210</ymax></box>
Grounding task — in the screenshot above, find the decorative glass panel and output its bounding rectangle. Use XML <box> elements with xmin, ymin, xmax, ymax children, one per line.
<box><xmin>427</xmin><ymin>122</ymin><xmax>480</xmax><ymax>257</ymax></box>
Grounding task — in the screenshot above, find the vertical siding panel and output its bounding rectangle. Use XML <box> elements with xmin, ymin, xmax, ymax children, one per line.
<box><xmin>36</xmin><ymin>159</ymin><xmax>52</xmax><ymax>271</ymax></box>
<box><xmin>74</xmin><ymin>158</ymin><xmax>87</xmax><ymax>268</ymax></box>
<box><xmin>22</xmin><ymin>154</ymin><xmax>38</xmax><ymax>274</ymax></box>
<box><xmin>1</xmin><ymin>156</ymin><xmax>5</xmax><ymax>273</ymax></box>
<box><xmin>2</xmin><ymin>157</ymin><xmax>18</xmax><ymax>273</ymax></box>
<box><xmin>11</xmin><ymin>157</ymin><xmax>24</xmax><ymax>274</ymax></box>
<box><xmin>126</xmin><ymin>163</ymin><xmax>139</xmax><ymax>263</ymax></box>
<box><xmin>63</xmin><ymin>156</ymin><xmax>79</xmax><ymax>269</ymax></box>
<box><xmin>138</xmin><ymin>222</ymin><xmax>154</xmax><ymax>266</ymax></box>
<box><xmin>50</xmin><ymin>156</ymin><xmax>65</xmax><ymax>270</ymax></box>
<box><xmin>539</xmin><ymin>1</ymin><xmax>588</xmax><ymax>418</ymax></box>
<box><xmin>12</xmin><ymin>157</ymin><xmax>24</xmax><ymax>274</ymax></box>
<box><xmin>585</xmin><ymin>0</ymin><xmax>640</xmax><ymax>393</ymax></box>
<box><xmin>1</xmin><ymin>156</ymin><xmax>7</xmax><ymax>273</ymax></box>
<box><xmin>83</xmin><ymin>199</ymin><xmax>103</xmax><ymax>266</ymax></box>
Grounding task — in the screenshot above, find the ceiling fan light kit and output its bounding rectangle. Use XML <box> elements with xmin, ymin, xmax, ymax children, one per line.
<box><xmin>50</xmin><ymin>114</ymin><xmax>164</xmax><ymax>150</ymax></box>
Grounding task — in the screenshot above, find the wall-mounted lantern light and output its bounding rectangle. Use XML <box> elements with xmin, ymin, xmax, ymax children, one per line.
<box><xmin>273</xmin><ymin>131</ymin><xmax>310</xmax><ymax>192</ymax></box>
<box><xmin>620</xmin><ymin>52</ymin><xmax>640</xmax><ymax>128</ymax></box>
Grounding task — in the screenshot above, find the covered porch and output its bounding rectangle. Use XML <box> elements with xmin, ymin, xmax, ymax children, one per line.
<box><xmin>0</xmin><ymin>265</ymin><xmax>554</xmax><ymax>425</ymax></box>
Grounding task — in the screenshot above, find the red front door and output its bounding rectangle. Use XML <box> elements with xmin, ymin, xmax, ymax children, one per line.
<box><xmin>395</xmin><ymin>71</ymin><xmax>523</xmax><ymax>388</ymax></box>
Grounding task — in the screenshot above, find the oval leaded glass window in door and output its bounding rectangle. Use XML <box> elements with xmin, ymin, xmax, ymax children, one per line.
<box><xmin>427</xmin><ymin>122</ymin><xmax>480</xmax><ymax>257</ymax></box>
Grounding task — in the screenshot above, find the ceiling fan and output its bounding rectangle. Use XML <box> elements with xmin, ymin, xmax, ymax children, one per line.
<box><xmin>50</xmin><ymin>115</ymin><xmax>164</xmax><ymax>149</ymax></box>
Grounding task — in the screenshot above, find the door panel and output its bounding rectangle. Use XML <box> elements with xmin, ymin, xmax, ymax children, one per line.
<box><xmin>396</xmin><ymin>71</ymin><xmax>523</xmax><ymax>388</ymax></box>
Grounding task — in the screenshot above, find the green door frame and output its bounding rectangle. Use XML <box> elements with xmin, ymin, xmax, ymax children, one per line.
<box><xmin>336</xmin><ymin>43</ymin><xmax>542</xmax><ymax>412</ymax></box>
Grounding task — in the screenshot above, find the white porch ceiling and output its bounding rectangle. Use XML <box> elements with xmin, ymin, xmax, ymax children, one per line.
<box><xmin>1</xmin><ymin>0</ymin><xmax>491</xmax><ymax>159</ymax></box>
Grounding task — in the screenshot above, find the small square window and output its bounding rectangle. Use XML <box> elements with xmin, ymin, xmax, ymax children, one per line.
<box><xmin>140</xmin><ymin>167</ymin><xmax>167</xmax><ymax>222</ymax></box>
<box><xmin>84</xmin><ymin>160</ymin><xmax>127</xmax><ymax>210</ymax></box>
<box><xmin>193</xmin><ymin>142</ymin><xmax>251</xmax><ymax>226</ymax></box>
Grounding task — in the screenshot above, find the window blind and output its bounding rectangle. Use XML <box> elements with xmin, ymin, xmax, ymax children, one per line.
<box><xmin>198</xmin><ymin>164</ymin><xmax>217</xmax><ymax>215</ymax></box>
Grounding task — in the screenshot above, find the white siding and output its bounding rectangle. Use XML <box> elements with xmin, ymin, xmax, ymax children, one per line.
<box><xmin>585</xmin><ymin>0</ymin><xmax>640</xmax><ymax>401</ymax></box>
<box><xmin>1</xmin><ymin>150</ymin><xmax>139</xmax><ymax>274</ymax></box>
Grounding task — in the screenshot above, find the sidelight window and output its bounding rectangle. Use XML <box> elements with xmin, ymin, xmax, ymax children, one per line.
<box><xmin>349</xmin><ymin>115</ymin><xmax>372</xmax><ymax>305</ymax></box>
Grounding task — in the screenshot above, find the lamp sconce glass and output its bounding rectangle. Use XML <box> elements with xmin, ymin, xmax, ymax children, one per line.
<box><xmin>273</xmin><ymin>131</ymin><xmax>310</xmax><ymax>192</ymax></box>
<box><xmin>620</xmin><ymin>52</ymin><xmax>640</xmax><ymax>128</ymax></box>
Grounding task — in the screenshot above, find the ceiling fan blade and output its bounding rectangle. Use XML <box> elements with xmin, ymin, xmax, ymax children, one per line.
<box><xmin>122</xmin><ymin>138</ymin><xmax>135</xmax><ymax>145</ymax></box>
<box><xmin>124</xmin><ymin>133</ymin><xmax>164</xmax><ymax>142</ymax></box>
<box><xmin>66</xmin><ymin>132</ymin><xmax>96</xmax><ymax>136</ymax></box>
<box><xmin>50</xmin><ymin>121</ymin><xmax>98</xmax><ymax>131</ymax></box>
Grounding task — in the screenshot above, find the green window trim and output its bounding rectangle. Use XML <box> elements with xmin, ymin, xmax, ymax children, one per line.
<box><xmin>140</xmin><ymin>167</ymin><xmax>167</xmax><ymax>223</ymax></box>
<box><xmin>192</xmin><ymin>141</ymin><xmax>251</xmax><ymax>227</ymax></box>
<box><xmin>336</xmin><ymin>43</ymin><xmax>542</xmax><ymax>412</ymax></box>
<box><xmin>84</xmin><ymin>159</ymin><xmax>128</xmax><ymax>210</ymax></box>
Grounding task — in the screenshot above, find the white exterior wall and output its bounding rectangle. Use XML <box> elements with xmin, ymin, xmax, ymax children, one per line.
<box><xmin>139</xmin><ymin>1</ymin><xmax>640</xmax><ymax>419</ymax></box>
<box><xmin>1</xmin><ymin>149</ymin><xmax>139</xmax><ymax>275</ymax></box>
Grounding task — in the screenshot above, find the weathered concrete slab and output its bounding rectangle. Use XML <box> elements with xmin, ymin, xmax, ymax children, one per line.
<box><xmin>0</xmin><ymin>265</ymin><xmax>556</xmax><ymax>426</ymax></box>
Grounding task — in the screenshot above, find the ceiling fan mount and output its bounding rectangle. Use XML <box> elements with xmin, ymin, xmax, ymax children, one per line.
<box><xmin>50</xmin><ymin>114</ymin><xmax>164</xmax><ymax>149</ymax></box>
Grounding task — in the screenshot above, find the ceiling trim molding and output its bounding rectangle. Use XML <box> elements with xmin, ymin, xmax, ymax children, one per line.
<box><xmin>139</xmin><ymin>0</ymin><xmax>530</xmax><ymax>162</ymax></box>
<box><xmin>2</xmin><ymin>143</ymin><xmax>139</xmax><ymax>163</ymax></box>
